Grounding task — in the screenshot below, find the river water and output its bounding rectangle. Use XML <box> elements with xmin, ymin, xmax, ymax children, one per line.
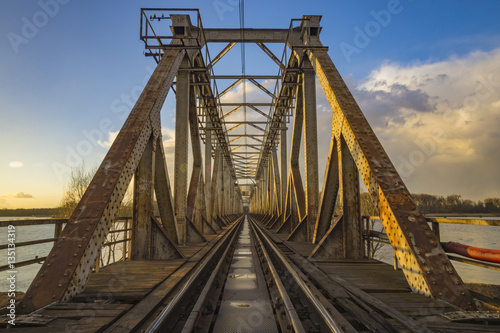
<box><xmin>1</xmin><ymin>216</ymin><xmax>498</xmax><ymax>292</ymax></box>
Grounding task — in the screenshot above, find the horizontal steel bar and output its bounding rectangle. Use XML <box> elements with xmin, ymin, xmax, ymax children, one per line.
<box><xmin>0</xmin><ymin>238</ymin><xmax>57</xmax><ymax>250</ymax></box>
<box><xmin>201</xmin><ymin>28</ymin><xmax>290</xmax><ymax>43</ymax></box>
<box><xmin>0</xmin><ymin>219</ymin><xmax>67</xmax><ymax>227</ymax></box>
<box><xmin>104</xmin><ymin>238</ymin><xmax>131</xmax><ymax>247</ymax></box>
<box><xmin>0</xmin><ymin>257</ymin><xmax>47</xmax><ymax>272</ymax></box>
<box><xmin>223</xmin><ymin>121</ymin><xmax>269</xmax><ymax>124</ymax></box>
<box><xmin>219</xmin><ymin>103</ymin><xmax>274</xmax><ymax>107</ymax></box>
<box><xmin>213</xmin><ymin>75</ymin><xmax>280</xmax><ymax>80</ymax></box>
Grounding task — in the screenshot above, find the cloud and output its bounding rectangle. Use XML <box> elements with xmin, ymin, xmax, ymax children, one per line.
<box><xmin>97</xmin><ymin>131</ymin><xmax>119</xmax><ymax>148</ymax></box>
<box><xmin>1</xmin><ymin>192</ymin><xmax>35</xmax><ymax>199</ymax></box>
<box><xmin>162</xmin><ymin>127</ymin><xmax>176</xmax><ymax>155</ymax></box>
<box><xmin>339</xmin><ymin>48</ymin><xmax>500</xmax><ymax>199</ymax></box>
<box><xmin>8</xmin><ymin>161</ymin><xmax>24</xmax><ymax>168</ymax></box>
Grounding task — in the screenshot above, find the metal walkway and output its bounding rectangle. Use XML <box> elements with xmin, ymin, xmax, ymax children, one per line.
<box><xmin>212</xmin><ymin>217</ymin><xmax>278</xmax><ymax>333</ymax></box>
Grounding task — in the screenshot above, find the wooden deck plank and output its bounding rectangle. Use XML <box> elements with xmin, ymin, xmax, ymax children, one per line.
<box><xmin>178</xmin><ymin>243</ymin><xmax>207</xmax><ymax>259</ymax></box>
<box><xmin>64</xmin><ymin>317</ymin><xmax>118</xmax><ymax>332</ymax></box>
<box><xmin>105</xmin><ymin>225</ymin><xmax>235</xmax><ymax>332</ymax></box>
<box><xmin>42</xmin><ymin>309</ymin><xmax>128</xmax><ymax>319</ymax></box>
<box><xmin>316</xmin><ymin>262</ymin><xmax>411</xmax><ymax>291</ymax></box>
<box><xmin>73</xmin><ymin>260</ymin><xmax>186</xmax><ymax>302</ymax></box>
<box><xmin>284</xmin><ymin>240</ymin><xmax>316</xmax><ymax>257</ymax></box>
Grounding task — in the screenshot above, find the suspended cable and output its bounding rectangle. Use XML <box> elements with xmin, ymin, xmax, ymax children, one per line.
<box><xmin>239</xmin><ymin>0</ymin><xmax>248</xmax><ymax>175</ymax></box>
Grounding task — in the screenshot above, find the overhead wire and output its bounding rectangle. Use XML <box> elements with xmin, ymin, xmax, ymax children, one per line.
<box><xmin>239</xmin><ymin>0</ymin><xmax>248</xmax><ymax>178</ymax></box>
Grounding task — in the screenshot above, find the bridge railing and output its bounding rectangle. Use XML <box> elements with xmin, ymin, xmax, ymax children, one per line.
<box><xmin>0</xmin><ymin>217</ymin><xmax>132</xmax><ymax>273</ymax></box>
<box><xmin>363</xmin><ymin>215</ymin><xmax>500</xmax><ymax>272</ymax></box>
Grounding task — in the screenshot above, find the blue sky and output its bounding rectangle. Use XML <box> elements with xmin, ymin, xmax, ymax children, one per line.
<box><xmin>1</xmin><ymin>0</ymin><xmax>500</xmax><ymax>208</ymax></box>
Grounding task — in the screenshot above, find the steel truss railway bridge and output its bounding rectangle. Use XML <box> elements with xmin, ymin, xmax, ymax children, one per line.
<box><xmin>9</xmin><ymin>9</ymin><xmax>499</xmax><ymax>332</ymax></box>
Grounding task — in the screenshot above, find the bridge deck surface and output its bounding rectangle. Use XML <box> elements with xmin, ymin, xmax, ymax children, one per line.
<box><xmin>271</xmin><ymin>229</ymin><xmax>498</xmax><ymax>332</ymax></box>
<box><xmin>8</xmin><ymin>235</ymin><xmax>221</xmax><ymax>332</ymax></box>
<box><xmin>5</xmin><ymin>225</ymin><xmax>499</xmax><ymax>332</ymax></box>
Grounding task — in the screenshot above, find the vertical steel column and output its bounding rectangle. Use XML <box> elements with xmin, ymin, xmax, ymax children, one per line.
<box><xmin>221</xmin><ymin>161</ymin><xmax>227</xmax><ymax>215</ymax></box>
<box><xmin>132</xmin><ymin>136</ymin><xmax>155</xmax><ymax>259</ymax></box>
<box><xmin>155</xmin><ymin>137</ymin><xmax>179</xmax><ymax>244</ymax></box>
<box><xmin>259</xmin><ymin>178</ymin><xmax>264</xmax><ymax>215</ymax></box>
<box><xmin>205</xmin><ymin>120</ymin><xmax>212</xmax><ymax>224</ymax></box>
<box><xmin>313</xmin><ymin>135</ymin><xmax>339</xmax><ymax>244</ymax></box>
<box><xmin>290</xmin><ymin>85</ymin><xmax>306</xmax><ymax>220</ymax></box>
<box><xmin>211</xmin><ymin>147</ymin><xmax>221</xmax><ymax>219</ymax></box>
<box><xmin>217</xmin><ymin>151</ymin><xmax>224</xmax><ymax>217</ymax></box>
<box><xmin>272</xmin><ymin>147</ymin><xmax>281</xmax><ymax>215</ymax></box>
<box><xmin>195</xmin><ymin>173</ymin><xmax>203</xmax><ymax>232</ymax></box>
<box><xmin>303</xmin><ymin>57</ymin><xmax>319</xmax><ymax>242</ymax></box>
<box><xmin>280</xmin><ymin>124</ymin><xmax>287</xmax><ymax>222</ymax></box>
<box><xmin>341</xmin><ymin>136</ymin><xmax>363</xmax><ymax>258</ymax></box>
<box><xmin>264</xmin><ymin>160</ymin><xmax>271</xmax><ymax>214</ymax></box>
<box><xmin>187</xmin><ymin>86</ymin><xmax>203</xmax><ymax>232</ymax></box>
<box><xmin>174</xmin><ymin>63</ymin><xmax>190</xmax><ymax>244</ymax></box>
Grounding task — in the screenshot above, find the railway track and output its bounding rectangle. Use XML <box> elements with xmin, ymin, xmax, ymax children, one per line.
<box><xmin>142</xmin><ymin>215</ymin><xmax>433</xmax><ymax>333</ymax></box>
<box><xmin>7</xmin><ymin>214</ymin><xmax>498</xmax><ymax>332</ymax></box>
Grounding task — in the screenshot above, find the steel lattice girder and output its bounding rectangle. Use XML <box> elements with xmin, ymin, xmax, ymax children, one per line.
<box><xmin>306</xmin><ymin>36</ymin><xmax>475</xmax><ymax>309</ymax></box>
<box><xmin>19</xmin><ymin>48</ymin><xmax>185</xmax><ymax>313</ymax></box>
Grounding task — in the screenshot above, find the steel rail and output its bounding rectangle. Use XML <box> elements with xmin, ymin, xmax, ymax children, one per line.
<box><xmin>145</xmin><ymin>216</ymin><xmax>243</xmax><ymax>333</ymax></box>
<box><xmin>250</xmin><ymin>217</ymin><xmax>345</xmax><ymax>333</ymax></box>
<box><xmin>250</xmin><ymin>219</ymin><xmax>306</xmax><ymax>333</ymax></box>
<box><xmin>180</xmin><ymin>221</ymin><xmax>240</xmax><ymax>332</ymax></box>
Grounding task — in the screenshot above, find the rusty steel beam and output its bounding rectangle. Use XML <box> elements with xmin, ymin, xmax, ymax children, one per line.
<box><xmin>210</xmin><ymin>147</ymin><xmax>221</xmax><ymax>220</ymax></box>
<box><xmin>248</xmin><ymin>78</ymin><xmax>276</xmax><ymax>99</ymax></box>
<box><xmin>221</xmin><ymin>105</ymin><xmax>244</xmax><ymax>119</ymax></box>
<box><xmin>289</xmin><ymin>84</ymin><xmax>306</xmax><ymax>220</ymax></box>
<box><xmin>272</xmin><ymin>147</ymin><xmax>281</xmax><ymax>213</ymax></box>
<box><xmin>204</xmin><ymin>118</ymin><xmax>213</xmax><ymax>227</ymax></box>
<box><xmin>247</xmin><ymin>105</ymin><xmax>271</xmax><ymax>120</ymax></box>
<box><xmin>154</xmin><ymin>136</ymin><xmax>179</xmax><ymax>244</ymax></box>
<box><xmin>218</xmin><ymin>79</ymin><xmax>243</xmax><ymax>99</ymax></box>
<box><xmin>186</xmin><ymin>86</ymin><xmax>204</xmax><ymax>230</ymax></box>
<box><xmin>174</xmin><ymin>57</ymin><xmax>190</xmax><ymax>245</ymax></box>
<box><xmin>213</xmin><ymin>75</ymin><xmax>280</xmax><ymax>80</ymax></box>
<box><xmin>313</xmin><ymin>136</ymin><xmax>339</xmax><ymax>244</ymax></box>
<box><xmin>302</xmin><ymin>57</ymin><xmax>319</xmax><ymax>242</ymax></box>
<box><xmin>280</xmin><ymin>124</ymin><xmax>287</xmax><ymax>226</ymax></box>
<box><xmin>132</xmin><ymin>135</ymin><xmax>155</xmax><ymax>260</ymax></box>
<box><xmin>340</xmin><ymin>136</ymin><xmax>363</xmax><ymax>258</ymax></box>
<box><xmin>307</xmin><ymin>35</ymin><xmax>474</xmax><ymax>309</ymax></box>
<box><xmin>256</xmin><ymin>42</ymin><xmax>285</xmax><ymax>70</ymax></box>
<box><xmin>208</xmin><ymin>42</ymin><xmax>236</xmax><ymax>70</ymax></box>
<box><xmin>20</xmin><ymin>47</ymin><xmax>184</xmax><ymax>313</ymax></box>
<box><xmin>201</xmin><ymin>28</ymin><xmax>290</xmax><ymax>44</ymax></box>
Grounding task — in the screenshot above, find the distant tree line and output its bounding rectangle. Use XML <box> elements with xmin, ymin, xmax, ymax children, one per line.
<box><xmin>360</xmin><ymin>192</ymin><xmax>500</xmax><ymax>215</ymax></box>
<box><xmin>0</xmin><ymin>208</ymin><xmax>57</xmax><ymax>217</ymax></box>
<box><xmin>412</xmin><ymin>194</ymin><xmax>500</xmax><ymax>214</ymax></box>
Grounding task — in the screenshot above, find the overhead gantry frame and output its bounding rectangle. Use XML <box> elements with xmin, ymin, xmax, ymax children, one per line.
<box><xmin>21</xmin><ymin>10</ymin><xmax>474</xmax><ymax>313</ymax></box>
